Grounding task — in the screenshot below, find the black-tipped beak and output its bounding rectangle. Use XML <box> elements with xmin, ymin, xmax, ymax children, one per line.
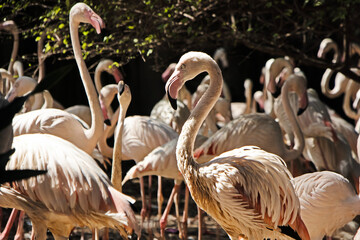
<box><xmin>271</xmin><ymin>86</ymin><xmax>282</xmax><ymax>98</ymax></box>
<box><xmin>118</xmin><ymin>81</ymin><xmax>125</xmax><ymax>95</ymax></box>
<box><xmin>167</xmin><ymin>89</ymin><xmax>177</xmax><ymax>110</ymax></box>
<box><xmin>104</xmin><ymin>119</ymin><xmax>111</xmax><ymax>126</ymax></box>
<box><xmin>297</xmin><ymin>107</ymin><xmax>306</xmax><ymax>116</ymax></box>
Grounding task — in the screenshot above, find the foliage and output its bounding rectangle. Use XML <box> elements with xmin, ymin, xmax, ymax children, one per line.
<box><xmin>1</xmin><ymin>0</ymin><xmax>360</xmax><ymax>78</ymax></box>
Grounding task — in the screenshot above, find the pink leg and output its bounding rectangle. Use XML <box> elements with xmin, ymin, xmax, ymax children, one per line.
<box><xmin>180</xmin><ymin>185</ymin><xmax>189</xmax><ymax>240</ymax></box>
<box><xmin>0</xmin><ymin>208</ymin><xmax>19</xmax><ymax>240</ymax></box>
<box><xmin>140</xmin><ymin>177</ymin><xmax>147</xmax><ymax>226</ymax></box>
<box><xmin>147</xmin><ymin>176</ymin><xmax>152</xmax><ymax>219</ymax></box>
<box><xmin>102</xmin><ymin>228</ymin><xmax>109</xmax><ymax>240</ymax></box>
<box><xmin>157</xmin><ymin>176</ymin><xmax>163</xmax><ymax>219</ymax></box>
<box><xmin>14</xmin><ymin>211</ymin><xmax>25</xmax><ymax>240</ymax></box>
<box><xmin>173</xmin><ymin>185</ymin><xmax>183</xmax><ymax>239</ymax></box>
<box><xmin>0</xmin><ymin>208</ymin><xmax>2</xmax><ymax>231</ymax></box>
<box><xmin>197</xmin><ymin>206</ymin><xmax>203</xmax><ymax>240</ymax></box>
<box><xmin>160</xmin><ymin>184</ymin><xmax>181</xmax><ymax>238</ymax></box>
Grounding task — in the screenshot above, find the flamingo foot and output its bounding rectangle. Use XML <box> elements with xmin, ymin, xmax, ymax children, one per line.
<box><xmin>160</xmin><ymin>215</ymin><xmax>168</xmax><ymax>238</ymax></box>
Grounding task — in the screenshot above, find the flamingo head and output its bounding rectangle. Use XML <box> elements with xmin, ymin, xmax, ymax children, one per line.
<box><xmin>6</xmin><ymin>76</ymin><xmax>37</xmax><ymax>102</ymax></box>
<box><xmin>0</xmin><ymin>20</ymin><xmax>17</xmax><ymax>33</ymax></box>
<box><xmin>70</xmin><ymin>3</ymin><xmax>105</xmax><ymax>34</ymax></box>
<box><xmin>166</xmin><ymin>52</ymin><xmax>214</xmax><ymax>110</ymax></box>
<box><xmin>117</xmin><ymin>81</ymin><xmax>132</xmax><ymax>110</ymax></box>
<box><xmin>102</xmin><ymin>60</ymin><xmax>123</xmax><ymax>83</ymax></box>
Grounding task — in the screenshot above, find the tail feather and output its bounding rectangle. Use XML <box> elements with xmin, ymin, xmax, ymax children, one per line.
<box><xmin>288</xmin><ymin>213</ymin><xmax>310</xmax><ymax>240</ymax></box>
<box><xmin>108</xmin><ymin>186</ymin><xmax>140</xmax><ymax>237</ymax></box>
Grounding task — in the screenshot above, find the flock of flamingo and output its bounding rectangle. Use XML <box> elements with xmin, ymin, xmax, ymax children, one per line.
<box><xmin>1</xmin><ymin>2</ymin><xmax>360</xmax><ymax>240</ymax></box>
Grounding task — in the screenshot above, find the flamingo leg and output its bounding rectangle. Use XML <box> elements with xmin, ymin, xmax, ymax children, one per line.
<box><xmin>160</xmin><ymin>183</ymin><xmax>181</xmax><ymax>238</ymax></box>
<box><xmin>173</xmin><ymin>186</ymin><xmax>183</xmax><ymax>239</ymax></box>
<box><xmin>181</xmin><ymin>185</ymin><xmax>189</xmax><ymax>240</ymax></box>
<box><xmin>139</xmin><ymin>176</ymin><xmax>147</xmax><ymax>226</ymax></box>
<box><xmin>91</xmin><ymin>228</ymin><xmax>99</xmax><ymax>240</ymax></box>
<box><xmin>0</xmin><ymin>208</ymin><xmax>19</xmax><ymax>240</ymax></box>
<box><xmin>101</xmin><ymin>228</ymin><xmax>109</xmax><ymax>240</ymax></box>
<box><xmin>31</xmin><ymin>221</ymin><xmax>47</xmax><ymax>240</ymax></box>
<box><xmin>157</xmin><ymin>176</ymin><xmax>163</xmax><ymax>219</ymax></box>
<box><xmin>14</xmin><ymin>210</ymin><xmax>25</xmax><ymax>240</ymax></box>
<box><xmin>197</xmin><ymin>206</ymin><xmax>203</xmax><ymax>240</ymax></box>
<box><xmin>147</xmin><ymin>175</ymin><xmax>152</xmax><ymax>219</ymax></box>
<box><xmin>0</xmin><ymin>208</ymin><xmax>2</xmax><ymax>231</ymax></box>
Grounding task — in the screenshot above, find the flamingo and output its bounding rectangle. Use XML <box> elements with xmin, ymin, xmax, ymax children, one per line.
<box><xmin>96</xmin><ymin>80</ymin><xmax>179</xmax><ymax>225</ymax></box>
<box><xmin>150</xmin><ymin>98</ymin><xmax>190</xmax><ymax>134</ymax></box>
<box><xmin>2</xmin><ymin>131</ymin><xmax>140</xmax><ymax>240</ymax></box>
<box><xmin>0</xmin><ymin>4</ymin><xmax>107</xmax><ymax>239</ymax></box>
<box><xmin>293</xmin><ymin>171</ymin><xmax>360</xmax><ymax>240</ymax></box>
<box><xmin>34</xmin><ymin>30</ymin><xmax>64</xmax><ymax>110</ymax></box>
<box><xmin>193</xmin><ymin>74</ymin><xmax>307</xmax><ymax>166</ymax></box>
<box><xmin>317</xmin><ymin>38</ymin><xmax>350</xmax><ymax>99</ymax></box>
<box><xmin>0</xmin><ymin>20</ymin><xmax>19</xmax><ymax>93</ymax></box>
<box><xmin>165</xmin><ymin>51</ymin><xmax>309</xmax><ymax>240</ymax></box>
<box><xmin>230</xmin><ymin>78</ymin><xmax>256</xmax><ymax>119</ymax></box>
<box><xmin>122</xmin><ymin>134</ymin><xmax>208</xmax><ymax>238</ymax></box>
<box><xmin>11</xmin><ymin>0</ymin><xmax>105</xmax><ymax>156</ymax></box>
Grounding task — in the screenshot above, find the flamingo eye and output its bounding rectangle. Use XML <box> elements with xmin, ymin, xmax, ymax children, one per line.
<box><xmin>180</xmin><ymin>64</ymin><xmax>186</xmax><ymax>70</ymax></box>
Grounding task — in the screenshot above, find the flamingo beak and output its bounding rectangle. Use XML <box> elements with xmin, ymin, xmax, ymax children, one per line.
<box><xmin>100</xmin><ymin>98</ymin><xmax>110</xmax><ymax>126</ymax></box>
<box><xmin>167</xmin><ymin>89</ymin><xmax>177</xmax><ymax>110</ymax></box>
<box><xmin>297</xmin><ymin>91</ymin><xmax>309</xmax><ymax>116</ymax></box>
<box><xmin>5</xmin><ymin>89</ymin><xmax>17</xmax><ymax>102</ymax></box>
<box><xmin>90</xmin><ymin>12</ymin><xmax>105</xmax><ymax>34</ymax></box>
<box><xmin>165</xmin><ymin>70</ymin><xmax>182</xmax><ymax>110</ymax></box>
<box><xmin>112</xmin><ymin>68</ymin><xmax>123</xmax><ymax>83</ymax></box>
<box><xmin>118</xmin><ymin>81</ymin><xmax>125</xmax><ymax>95</ymax></box>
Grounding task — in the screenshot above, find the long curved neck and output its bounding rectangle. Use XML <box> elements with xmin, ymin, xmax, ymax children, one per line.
<box><xmin>281</xmin><ymin>83</ymin><xmax>305</xmax><ymax>162</ymax></box>
<box><xmin>244</xmin><ymin>80</ymin><xmax>253</xmax><ymax>114</ymax></box>
<box><xmin>8</xmin><ymin>29</ymin><xmax>19</xmax><ymax>74</ymax></box>
<box><xmin>94</xmin><ymin>65</ymin><xmax>104</xmax><ymax>94</ymax></box>
<box><xmin>41</xmin><ymin>90</ymin><xmax>53</xmax><ymax>109</ymax></box>
<box><xmin>328</xmin><ymin>43</ymin><xmax>339</xmax><ymax>63</ymax></box>
<box><xmin>343</xmin><ymin>80</ymin><xmax>360</xmax><ymax>120</ymax></box>
<box><xmin>70</xmin><ymin>17</ymin><xmax>104</xmax><ymax>150</ymax></box>
<box><xmin>98</xmin><ymin>107</ymin><xmax>119</xmax><ymax>158</ymax></box>
<box><xmin>111</xmin><ymin>102</ymin><xmax>128</xmax><ymax>192</ymax></box>
<box><xmin>177</xmin><ymin>60</ymin><xmax>223</xmax><ymax>179</ymax></box>
<box><xmin>37</xmin><ymin>32</ymin><xmax>46</xmax><ymax>82</ymax></box>
<box><xmin>320</xmin><ymin>69</ymin><xmax>347</xmax><ymax>98</ymax></box>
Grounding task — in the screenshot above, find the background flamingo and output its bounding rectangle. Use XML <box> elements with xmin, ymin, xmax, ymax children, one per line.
<box><xmin>11</xmin><ymin>0</ymin><xmax>106</xmax><ymax>156</ymax></box>
<box><xmin>293</xmin><ymin>171</ymin><xmax>360</xmax><ymax>240</ymax></box>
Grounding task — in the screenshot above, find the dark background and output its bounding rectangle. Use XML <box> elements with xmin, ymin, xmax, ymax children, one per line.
<box><xmin>0</xmin><ymin>31</ymin><xmax>351</xmax><ymax>124</ymax></box>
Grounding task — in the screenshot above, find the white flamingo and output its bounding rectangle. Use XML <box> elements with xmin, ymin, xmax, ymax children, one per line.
<box><xmin>2</xmin><ymin>131</ymin><xmax>140</xmax><ymax>240</ymax></box>
<box><xmin>11</xmin><ymin>1</ymin><xmax>106</xmax><ymax>156</ymax></box>
<box><xmin>122</xmin><ymin>134</ymin><xmax>208</xmax><ymax>239</ymax></box>
<box><xmin>165</xmin><ymin>51</ymin><xmax>309</xmax><ymax>240</ymax></box>
<box><xmin>96</xmin><ymin>81</ymin><xmax>179</xmax><ymax>225</ymax></box>
<box><xmin>193</xmin><ymin>73</ymin><xmax>307</xmax><ymax>167</ymax></box>
<box><xmin>0</xmin><ymin>20</ymin><xmax>19</xmax><ymax>93</ymax></box>
<box><xmin>293</xmin><ymin>171</ymin><xmax>360</xmax><ymax>240</ymax></box>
